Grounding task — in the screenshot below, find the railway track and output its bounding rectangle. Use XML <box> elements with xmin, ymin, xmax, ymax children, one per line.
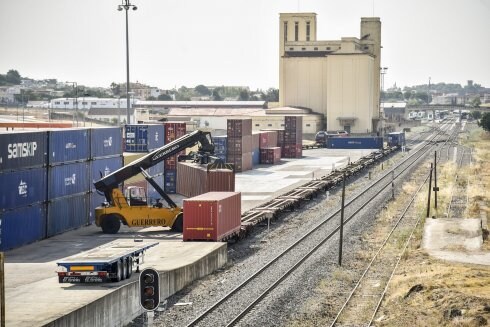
<box><xmin>329</xmin><ymin>122</ymin><xmax>460</xmax><ymax>326</ymax></box>
<box><xmin>185</xmin><ymin>122</ymin><xmax>454</xmax><ymax>327</ymax></box>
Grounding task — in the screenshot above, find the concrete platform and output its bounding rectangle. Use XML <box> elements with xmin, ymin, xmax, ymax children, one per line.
<box><xmin>2</xmin><ymin>147</ymin><xmax>373</xmax><ymax>326</ymax></box>
<box><xmin>422</xmin><ymin>218</ymin><xmax>490</xmax><ymax>265</ymax></box>
<box><xmin>4</xmin><ymin>225</ymin><xmax>226</xmax><ymax>327</ymax></box>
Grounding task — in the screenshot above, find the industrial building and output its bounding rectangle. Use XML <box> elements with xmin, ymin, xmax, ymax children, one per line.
<box><xmin>279</xmin><ymin>13</ymin><xmax>381</xmax><ymax>133</ymax></box>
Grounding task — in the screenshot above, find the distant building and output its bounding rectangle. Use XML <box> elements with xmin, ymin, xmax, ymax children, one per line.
<box><xmin>279</xmin><ymin>13</ymin><xmax>381</xmax><ymax>133</ymax></box>
<box><xmin>49</xmin><ymin>97</ymin><xmax>132</xmax><ymax>110</ymax></box>
<box><xmin>87</xmin><ymin>107</ymin><xmax>135</xmax><ymax>124</ymax></box>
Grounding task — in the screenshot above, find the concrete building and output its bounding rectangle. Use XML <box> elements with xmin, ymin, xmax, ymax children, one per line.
<box><xmin>87</xmin><ymin>107</ymin><xmax>135</xmax><ymax>124</ymax></box>
<box><xmin>279</xmin><ymin>13</ymin><xmax>381</xmax><ymax>134</ymax></box>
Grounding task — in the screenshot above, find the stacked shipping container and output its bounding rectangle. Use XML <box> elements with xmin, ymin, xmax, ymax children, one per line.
<box><xmin>0</xmin><ymin>127</ymin><xmax>126</xmax><ymax>250</ymax></box>
<box><xmin>0</xmin><ymin>131</ymin><xmax>48</xmax><ymax>250</ymax></box>
<box><xmin>226</xmin><ymin>119</ymin><xmax>253</xmax><ymax>172</ymax></box>
<box><xmin>47</xmin><ymin>129</ymin><xmax>90</xmax><ymax>237</ymax></box>
<box><xmin>251</xmin><ymin>132</ymin><xmax>260</xmax><ymax>166</ymax></box>
<box><xmin>89</xmin><ymin>127</ymin><xmax>124</xmax><ymax>223</ymax></box>
<box><xmin>124</xmin><ymin>124</ymin><xmax>165</xmax><ymax>152</ymax></box>
<box><xmin>163</xmin><ymin>122</ymin><xmax>186</xmax><ymax>193</ymax></box>
<box><xmin>282</xmin><ymin>116</ymin><xmax>303</xmax><ymax>158</ymax></box>
<box><xmin>176</xmin><ymin>162</ymin><xmax>235</xmax><ymax>198</ymax></box>
<box><xmin>212</xmin><ymin>135</ymin><xmax>227</xmax><ymax>161</ymax></box>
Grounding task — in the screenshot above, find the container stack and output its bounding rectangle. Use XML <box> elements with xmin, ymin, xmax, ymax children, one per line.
<box><xmin>261</xmin><ymin>128</ymin><xmax>284</xmax><ymax>154</ymax></box>
<box><xmin>124</xmin><ymin>124</ymin><xmax>165</xmax><ymax>152</ymax></box>
<box><xmin>259</xmin><ymin>147</ymin><xmax>282</xmax><ymax>164</ymax></box>
<box><xmin>176</xmin><ymin>162</ymin><xmax>235</xmax><ymax>198</ymax></box>
<box><xmin>211</xmin><ymin>135</ymin><xmax>227</xmax><ymax>162</ymax></box>
<box><xmin>183</xmin><ymin>192</ymin><xmax>241</xmax><ymax>242</ymax></box>
<box><xmin>163</xmin><ymin>122</ymin><xmax>186</xmax><ymax>194</ymax></box>
<box><xmin>226</xmin><ymin>119</ymin><xmax>253</xmax><ymax>172</ymax></box>
<box><xmin>47</xmin><ymin>129</ymin><xmax>91</xmax><ymax>237</ymax></box>
<box><xmin>89</xmin><ymin>127</ymin><xmax>124</xmax><ymax>223</ymax></box>
<box><xmin>0</xmin><ymin>131</ymin><xmax>48</xmax><ymax>250</ymax></box>
<box><xmin>282</xmin><ymin>116</ymin><xmax>303</xmax><ymax>158</ymax></box>
<box><xmin>251</xmin><ymin>132</ymin><xmax>260</xmax><ymax>166</ymax></box>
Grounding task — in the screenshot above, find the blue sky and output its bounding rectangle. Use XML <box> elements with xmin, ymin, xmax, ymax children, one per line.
<box><xmin>1</xmin><ymin>0</ymin><xmax>489</xmax><ymax>90</ymax></box>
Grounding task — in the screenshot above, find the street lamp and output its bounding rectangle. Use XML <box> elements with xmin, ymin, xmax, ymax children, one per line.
<box><xmin>66</xmin><ymin>81</ymin><xmax>78</xmax><ymax>127</ymax></box>
<box><xmin>117</xmin><ymin>0</ymin><xmax>138</xmax><ymax>125</ymax></box>
<box><xmin>379</xmin><ymin>67</ymin><xmax>388</xmax><ymax>136</ymax></box>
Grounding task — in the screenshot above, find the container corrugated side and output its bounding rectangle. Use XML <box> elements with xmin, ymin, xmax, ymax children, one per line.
<box><xmin>327</xmin><ymin>137</ymin><xmax>383</xmax><ymax>149</ymax></box>
<box><xmin>0</xmin><ymin>167</ymin><xmax>47</xmax><ymax>210</ymax></box>
<box><xmin>260</xmin><ymin>147</ymin><xmax>282</xmax><ymax>164</ymax></box>
<box><xmin>164</xmin><ymin>122</ymin><xmax>186</xmax><ymax>144</ymax></box>
<box><xmin>90</xmin><ymin>127</ymin><xmax>123</xmax><ymax>159</ymax></box>
<box><xmin>164</xmin><ymin>170</ymin><xmax>177</xmax><ymax>194</ymax></box>
<box><xmin>227</xmin><ymin>119</ymin><xmax>252</xmax><ymax>137</ymax></box>
<box><xmin>48</xmin><ymin>129</ymin><xmax>90</xmax><ymax>165</ymax></box>
<box><xmin>47</xmin><ymin>193</ymin><xmax>89</xmax><ymax>237</ymax></box>
<box><xmin>147</xmin><ymin>175</ymin><xmax>164</xmax><ymax>204</ymax></box>
<box><xmin>183</xmin><ymin>192</ymin><xmax>241</xmax><ymax>241</ymax></box>
<box><xmin>0</xmin><ymin>131</ymin><xmax>47</xmax><ymax>172</ymax></box>
<box><xmin>125</xmin><ymin>124</ymin><xmax>164</xmax><ymax>152</ymax></box>
<box><xmin>48</xmin><ymin>162</ymin><xmax>90</xmax><ymax>199</ymax></box>
<box><xmin>226</xmin><ymin>152</ymin><xmax>252</xmax><ymax>172</ymax></box>
<box><xmin>89</xmin><ymin>191</ymin><xmax>106</xmax><ymax>224</ymax></box>
<box><xmin>0</xmin><ymin>203</ymin><xmax>46</xmax><ymax>250</ymax></box>
<box><xmin>177</xmin><ymin>162</ymin><xmax>234</xmax><ymax>197</ymax></box>
<box><xmin>259</xmin><ymin>131</ymin><xmax>278</xmax><ymax>148</ymax></box>
<box><xmin>147</xmin><ymin>125</ymin><xmax>165</xmax><ymax>151</ymax></box>
<box><xmin>90</xmin><ymin>156</ymin><xmax>123</xmax><ymax>190</ymax></box>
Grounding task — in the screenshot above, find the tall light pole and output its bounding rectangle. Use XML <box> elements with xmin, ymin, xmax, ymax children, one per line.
<box><xmin>66</xmin><ymin>81</ymin><xmax>78</xmax><ymax>127</ymax></box>
<box><xmin>379</xmin><ymin>67</ymin><xmax>388</xmax><ymax>136</ymax></box>
<box><xmin>118</xmin><ymin>0</ymin><xmax>138</xmax><ymax>125</ymax></box>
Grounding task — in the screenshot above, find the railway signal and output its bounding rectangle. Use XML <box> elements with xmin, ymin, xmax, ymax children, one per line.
<box><xmin>139</xmin><ymin>268</ymin><xmax>160</xmax><ymax>311</ymax></box>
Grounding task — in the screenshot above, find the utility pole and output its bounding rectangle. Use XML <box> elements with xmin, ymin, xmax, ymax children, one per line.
<box><xmin>338</xmin><ymin>172</ymin><xmax>346</xmax><ymax>266</ymax></box>
<box><xmin>427</xmin><ymin>163</ymin><xmax>433</xmax><ymax>218</ymax></box>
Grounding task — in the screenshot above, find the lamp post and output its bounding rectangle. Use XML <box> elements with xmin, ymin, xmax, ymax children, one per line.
<box><xmin>117</xmin><ymin>0</ymin><xmax>138</xmax><ymax>125</ymax></box>
<box><xmin>66</xmin><ymin>81</ymin><xmax>78</xmax><ymax>127</ymax></box>
<box><xmin>380</xmin><ymin>67</ymin><xmax>388</xmax><ymax>136</ymax></box>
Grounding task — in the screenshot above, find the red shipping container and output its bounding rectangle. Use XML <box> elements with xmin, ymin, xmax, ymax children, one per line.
<box><xmin>183</xmin><ymin>192</ymin><xmax>241</xmax><ymax>241</ymax></box>
<box><xmin>282</xmin><ymin>144</ymin><xmax>303</xmax><ymax>158</ymax></box>
<box><xmin>227</xmin><ymin>119</ymin><xmax>252</xmax><ymax>138</ymax></box>
<box><xmin>164</xmin><ymin>122</ymin><xmax>186</xmax><ymax>144</ymax></box>
<box><xmin>260</xmin><ymin>147</ymin><xmax>282</xmax><ymax>164</ymax></box>
<box><xmin>227</xmin><ymin>135</ymin><xmax>252</xmax><ymax>154</ymax></box>
<box><xmin>226</xmin><ymin>152</ymin><xmax>252</xmax><ymax>172</ymax></box>
<box><xmin>261</xmin><ymin>129</ymin><xmax>284</xmax><ymax>148</ymax></box>
<box><xmin>176</xmin><ymin>162</ymin><xmax>235</xmax><ymax>197</ymax></box>
<box><xmin>259</xmin><ymin>131</ymin><xmax>278</xmax><ymax>148</ymax></box>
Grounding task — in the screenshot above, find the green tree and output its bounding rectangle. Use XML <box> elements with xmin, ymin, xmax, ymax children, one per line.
<box><xmin>478</xmin><ymin>112</ymin><xmax>490</xmax><ymax>132</ymax></box>
<box><xmin>212</xmin><ymin>89</ymin><xmax>222</xmax><ymax>101</ymax></box>
<box><xmin>238</xmin><ymin>89</ymin><xmax>250</xmax><ymax>101</ymax></box>
<box><xmin>157</xmin><ymin>94</ymin><xmax>172</xmax><ymax>101</ymax></box>
<box><xmin>110</xmin><ymin>82</ymin><xmax>121</xmax><ymax>96</ymax></box>
<box><xmin>194</xmin><ymin>84</ymin><xmax>211</xmax><ymax>96</ymax></box>
<box><xmin>262</xmin><ymin>88</ymin><xmax>279</xmax><ymax>102</ymax></box>
<box><xmin>470</xmin><ymin>97</ymin><xmax>481</xmax><ymax>107</ymax></box>
<box><xmin>6</xmin><ymin>69</ymin><xmax>21</xmax><ymax>84</ymax></box>
<box><xmin>471</xmin><ymin>111</ymin><xmax>482</xmax><ymax>120</ymax></box>
<box><xmin>0</xmin><ymin>74</ymin><xmax>6</xmax><ymax>86</ymax></box>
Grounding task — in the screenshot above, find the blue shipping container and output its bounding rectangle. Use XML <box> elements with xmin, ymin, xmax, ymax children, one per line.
<box><xmin>125</xmin><ymin>125</ymin><xmax>165</xmax><ymax>152</ymax></box>
<box><xmin>48</xmin><ymin>162</ymin><xmax>90</xmax><ymax>199</ymax></box>
<box><xmin>0</xmin><ymin>203</ymin><xmax>46</xmax><ymax>251</ymax></box>
<box><xmin>387</xmin><ymin>132</ymin><xmax>405</xmax><ymax>147</ymax></box>
<box><xmin>48</xmin><ymin>129</ymin><xmax>90</xmax><ymax>165</ymax></box>
<box><xmin>90</xmin><ymin>127</ymin><xmax>123</xmax><ymax>159</ymax></box>
<box><xmin>148</xmin><ymin>161</ymin><xmax>164</xmax><ymax>177</ymax></box>
<box><xmin>47</xmin><ymin>193</ymin><xmax>89</xmax><ymax>237</ymax></box>
<box><xmin>0</xmin><ymin>167</ymin><xmax>47</xmax><ymax>210</ymax></box>
<box><xmin>0</xmin><ymin>131</ymin><xmax>47</xmax><ymax>172</ymax></box>
<box><xmin>252</xmin><ymin>148</ymin><xmax>260</xmax><ymax>166</ymax></box>
<box><xmin>90</xmin><ymin>156</ymin><xmax>123</xmax><ymax>190</ymax></box>
<box><xmin>164</xmin><ymin>170</ymin><xmax>177</xmax><ymax>194</ymax></box>
<box><xmin>147</xmin><ymin>175</ymin><xmax>164</xmax><ymax>204</ymax></box>
<box><xmin>327</xmin><ymin>137</ymin><xmax>384</xmax><ymax>149</ymax></box>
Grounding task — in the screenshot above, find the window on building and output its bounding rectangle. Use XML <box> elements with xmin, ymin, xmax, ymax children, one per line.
<box><xmin>363</xmin><ymin>46</ymin><xmax>369</xmax><ymax>50</ymax></box>
<box><xmin>314</xmin><ymin>47</ymin><xmax>318</xmax><ymax>50</ymax></box>
<box><xmin>255</xmin><ymin>124</ymin><xmax>260</xmax><ymax>127</ymax></box>
<box><xmin>306</xmin><ymin>124</ymin><xmax>311</xmax><ymax>127</ymax></box>
<box><xmin>91</xmin><ymin>102</ymin><xmax>97</xmax><ymax>105</ymax></box>
<box><xmin>82</xmin><ymin>102</ymin><xmax>88</xmax><ymax>105</ymax></box>
<box><xmin>294</xmin><ymin>22</ymin><xmax>299</xmax><ymax>41</ymax></box>
<box><xmin>54</xmin><ymin>101</ymin><xmax>60</xmax><ymax>105</ymax></box>
<box><xmin>280</xmin><ymin>124</ymin><xmax>285</xmax><ymax>127</ymax></box>
<box><xmin>301</xmin><ymin>47</ymin><xmax>306</xmax><ymax>51</ymax></box>
<box><xmin>289</xmin><ymin>47</ymin><xmax>294</xmax><ymax>51</ymax></box>
<box><xmin>63</xmin><ymin>101</ymin><xmax>69</xmax><ymax>105</ymax></box>
<box><xmin>268</xmin><ymin>124</ymin><xmax>272</xmax><ymax>127</ymax></box>
<box><xmin>326</xmin><ymin>47</ymin><xmax>331</xmax><ymax>50</ymax></box>
<box><xmin>284</xmin><ymin>22</ymin><xmax>288</xmax><ymax>42</ymax></box>
<box><xmin>306</xmin><ymin>22</ymin><xmax>310</xmax><ymax>41</ymax></box>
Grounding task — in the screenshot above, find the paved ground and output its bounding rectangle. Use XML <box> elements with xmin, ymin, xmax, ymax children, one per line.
<box><xmin>422</xmin><ymin>218</ymin><xmax>490</xmax><ymax>265</ymax></box>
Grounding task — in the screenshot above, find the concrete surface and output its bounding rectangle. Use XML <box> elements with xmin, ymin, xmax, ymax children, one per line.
<box><xmin>422</xmin><ymin>218</ymin><xmax>490</xmax><ymax>265</ymax></box>
<box><xmin>2</xmin><ymin>146</ymin><xmax>373</xmax><ymax>326</ymax></box>
<box><xmin>4</xmin><ymin>225</ymin><xmax>226</xmax><ymax>327</ymax></box>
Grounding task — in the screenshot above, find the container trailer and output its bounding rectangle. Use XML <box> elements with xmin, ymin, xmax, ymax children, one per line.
<box><xmin>56</xmin><ymin>240</ymin><xmax>158</xmax><ymax>283</ymax></box>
